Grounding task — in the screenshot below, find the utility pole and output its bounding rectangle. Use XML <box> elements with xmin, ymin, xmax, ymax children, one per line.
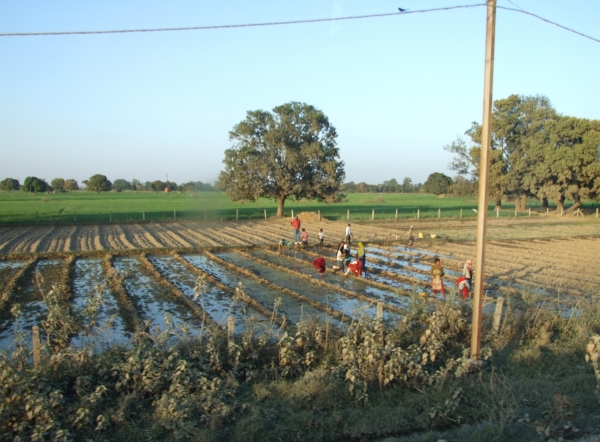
<box><xmin>471</xmin><ymin>0</ymin><xmax>497</xmax><ymax>361</ymax></box>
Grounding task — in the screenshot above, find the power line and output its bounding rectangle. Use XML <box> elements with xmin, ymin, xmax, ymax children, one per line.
<box><xmin>0</xmin><ymin>3</ymin><xmax>598</xmax><ymax>45</ymax></box>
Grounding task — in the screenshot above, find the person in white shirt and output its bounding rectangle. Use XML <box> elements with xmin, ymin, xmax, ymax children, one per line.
<box><xmin>318</xmin><ymin>228</ymin><xmax>325</xmax><ymax>247</ymax></box>
<box><xmin>345</xmin><ymin>223</ymin><xmax>352</xmax><ymax>245</ymax></box>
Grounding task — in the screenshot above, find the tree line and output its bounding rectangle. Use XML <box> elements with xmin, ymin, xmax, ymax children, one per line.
<box><xmin>444</xmin><ymin>94</ymin><xmax>600</xmax><ymax>212</ymax></box>
<box><xmin>343</xmin><ymin>178</ymin><xmax>423</xmax><ymax>193</ymax></box>
<box><xmin>0</xmin><ymin>175</ymin><xmax>218</xmax><ymax>193</ymax></box>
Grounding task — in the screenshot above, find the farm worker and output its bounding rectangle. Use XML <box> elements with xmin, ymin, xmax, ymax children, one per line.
<box><xmin>334</xmin><ymin>242</ymin><xmax>346</xmax><ymax>271</ymax></box>
<box><xmin>278</xmin><ymin>239</ymin><xmax>293</xmax><ymax>252</ymax></box>
<box><xmin>301</xmin><ymin>228</ymin><xmax>309</xmax><ymax>248</ymax></box>
<box><xmin>312</xmin><ymin>256</ymin><xmax>327</xmax><ymax>277</ymax></box>
<box><xmin>407</xmin><ymin>226</ymin><xmax>414</xmax><ymax>248</ymax></box>
<box><xmin>463</xmin><ymin>259</ymin><xmax>473</xmax><ymax>291</ymax></box>
<box><xmin>345</xmin><ymin>258</ymin><xmax>363</xmax><ymax>277</ymax></box>
<box><xmin>357</xmin><ymin>242</ymin><xmax>367</xmax><ymax>276</ymax></box>
<box><xmin>430</xmin><ymin>257</ymin><xmax>445</xmax><ymax>298</ymax></box>
<box><xmin>345</xmin><ymin>223</ymin><xmax>353</xmax><ymax>245</ymax></box>
<box><xmin>291</xmin><ymin>216</ymin><xmax>301</xmax><ymax>244</ymax></box>
<box><xmin>318</xmin><ymin>228</ymin><xmax>325</xmax><ymax>247</ymax></box>
<box><xmin>457</xmin><ymin>276</ymin><xmax>470</xmax><ymax>299</ymax></box>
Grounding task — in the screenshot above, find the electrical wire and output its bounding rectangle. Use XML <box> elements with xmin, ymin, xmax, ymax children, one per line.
<box><xmin>0</xmin><ymin>2</ymin><xmax>598</xmax><ymax>45</ymax></box>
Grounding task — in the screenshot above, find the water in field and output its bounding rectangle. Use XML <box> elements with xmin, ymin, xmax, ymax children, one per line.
<box><xmin>0</xmin><ymin>260</ymin><xmax>62</xmax><ymax>352</ymax></box>
<box><xmin>253</xmin><ymin>249</ymin><xmax>410</xmax><ymax>313</ymax></box>
<box><xmin>113</xmin><ymin>257</ymin><xmax>203</xmax><ymax>339</ymax></box>
<box><xmin>71</xmin><ymin>259</ymin><xmax>130</xmax><ymax>351</ymax></box>
<box><xmin>0</xmin><ymin>260</ymin><xmax>25</xmax><ymax>284</ymax></box>
<box><xmin>216</xmin><ymin>251</ymin><xmax>400</xmax><ymax>322</ymax></box>
<box><xmin>149</xmin><ymin>255</ymin><xmax>269</xmax><ymax>333</ymax></box>
<box><xmin>184</xmin><ymin>254</ymin><xmax>341</xmax><ymax>327</ymax></box>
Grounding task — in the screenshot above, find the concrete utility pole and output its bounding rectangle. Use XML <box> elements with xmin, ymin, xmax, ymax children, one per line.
<box><xmin>471</xmin><ymin>0</ymin><xmax>497</xmax><ymax>361</ymax></box>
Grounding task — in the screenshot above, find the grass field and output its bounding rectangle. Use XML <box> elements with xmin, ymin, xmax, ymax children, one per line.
<box><xmin>0</xmin><ymin>191</ymin><xmax>592</xmax><ymax>225</ymax></box>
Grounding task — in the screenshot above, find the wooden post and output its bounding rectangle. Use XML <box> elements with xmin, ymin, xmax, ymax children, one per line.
<box><xmin>377</xmin><ymin>302</ymin><xmax>383</xmax><ymax>320</ymax></box>
<box><xmin>227</xmin><ymin>316</ymin><xmax>235</xmax><ymax>349</ymax></box>
<box><xmin>492</xmin><ymin>296</ymin><xmax>504</xmax><ymax>332</ymax></box>
<box><xmin>514</xmin><ymin>208</ymin><xmax>517</xmax><ymax>217</ymax></box>
<box><xmin>546</xmin><ymin>207</ymin><xmax>549</xmax><ymax>215</ymax></box>
<box><xmin>528</xmin><ymin>208</ymin><xmax>531</xmax><ymax>217</ymax></box>
<box><xmin>236</xmin><ymin>209</ymin><xmax>238</xmax><ymax>220</ymax></box>
<box><xmin>438</xmin><ymin>208</ymin><xmax>441</xmax><ymax>219</ymax></box>
<box><xmin>347</xmin><ymin>210</ymin><xmax>349</xmax><ymax>221</ymax></box>
<box><xmin>597</xmin><ymin>208</ymin><xmax>598</xmax><ymax>218</ymax></box>
<box><xmin>460</xmin><ymin>208</ymin><xmax>463</xmax><ymax>219</ymax></box>
<box><xmin>264</xmin><ymin>209</ymin><xmax>267</xmax><ymax>219</ymax></box>
<box><xmin>417</xmin><ymin>209</ymin><xmax>420</xmax><ymax>219</ymax></box>
<box><xmin>174</xmin><ymin>210</ymin><xmax>176</xmax><ymax>221</ymax></box>
<box><xmin>291</xmin><ymin>210</ymin><xmax>294</xmax><ymax>218</ymax></box>
<box><xmin>471</xmin><ymin>0</ymin><xmax>497</xmax><ymax>362</ymax></box>
<box><xmin>395</xmin><ymin>208</ymin><xmax>398</xmax><ymax>220</ymax></box>
<box><xmin>496</xmin><ymin>208</ymin><xmax>499</xmax><ymax>218</ymax></box>
<box><xmin>109</xmin><ymin>211</ymin><xmax>112</xmax><ymax>222</ymax></box>
<box><xmin>318</xmin><ymin>210</ymin><xmax>321</xmax><ymax>221</ymax></box>
<box><xmin>73</xmin><ymin>212</ymin><xmax>76</xmax><ymax>222</ymax></box>
<box><xmin>372</xmin><ymin>209</ymin><xmax>375</xmax><ymax>221</ymax></box>
<box><xmin>142</xmin><ymin>211</ymin><xmax>145</xmax><ymax>221</ymax></box>
<box><xmin>32</xmin><ymin>326</ymin><xmax>41</xmax><ymax>367</ymax></box>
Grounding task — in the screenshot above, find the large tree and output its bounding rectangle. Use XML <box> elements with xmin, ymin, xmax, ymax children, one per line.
<box><xmin>86</xmin><ymin>174</ymin><xmax>112</xmax><ymax>192</ymax></box>
<box><xmin>218</xmin><ymin>102</ymin><xmax>345</xmax><ymax>217</ymax></box>
<box><xmin>423</xmin><ymin>172</ymin><xmax>453</xmax><ymax>195</ymax></box>
<box><xmin>64</xmin><ymin>179</ymin><xmax>79</xmax><ymax>192</ymax></box>
<box><xmin>0</xmin><ymin>178</ymin><xmax>20</xmax><ymax>191</ymax></box>
<box><xmin>112</xmin><ymin>179</ymin><xmax>132</xmax><ymax>191</ymax></box>
<box><xmin>22</xmin><ymin>176</ymin><xmax>47</xmax><ymax>193</ymax></box>
<box><xmin>51</xmin><ymin>178</ymin><xmax>65</xmax><ymax>192</ymax></box>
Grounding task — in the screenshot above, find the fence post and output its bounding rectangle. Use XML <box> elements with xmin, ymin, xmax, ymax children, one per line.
<box><xmin>528</xmin><ymin>208</ymin><xmax>531</xmax><ymax>217</ymax></box>
<box><xmin>496</xmin><ymin>208</ymin><xmax>499</xmax><ymax>218</ymax></box>
<box><xmin>438</xmin><ymin>208</ymin><xmax>441</xmax><ymax>219</ymax></box>
<box><xmin>32</xmin><ymin>326</ymin><xmax>41</xmax><ymax>367</ymax></box>
<box><xmin>236</xmin><ymin>209</ymin><xmax>238</xmax><ymax>220</ymax></box>
<box><xmin>372</xmin><ymin>209</ymin><xmax>375</xmax><ymax>221</ymax></box>
<box><xmin>561</xmin><ymin>208</ymin><xmax>564</xmax><ymax>216</ymax></box>
<box><xmin>291</xmin><ymin>210</ymin><xmax>294</xmax><ymax>218</ymax></box>
<box><xmin>514</xmin><ymin>208</ymin><xmax>517</xmax><ymax>218</ymax></box>
<box><xmin>347</xmin><ymin>210</ymin><xmax>349</xmax><ymax>221</ymax></box>
<box><xmin>546</xmin><ymin>207</ymin><xmax>549</xmax><ymax>215</ymax></box>
<box><xmin>174</xmin><ymin>210</ymin><xmax>177</xmax><ymax>221</ymax></box>
<box><xmin>417</xmin><ymin>209</ymin><xmax>420</xmax><ymax>219</ymax></box>
<box><xmin>142</xmin><ymin>211</ymin><xmax>145</xmax><ymax>221</ymax></box>
<box><xmin>493</xmin><ymin>296</ymin><xmax>504</xmax><ymax>332</ymax></box>
<box><xmin>597</xmin><ymin>208</ymin><xmax>598</xmax><ymax>218</ymax></box>
<box><xmin>73</xmin><ymin>212</ymin><xmax>76</xmax><ymax>222</ymax></box>
<box><xmin>228</xmin><ymin>316</ymin><xmax>235</xmax><ymax>349</ymax></box>
<box><xmin>377</xmin><ymin>302</ymin><xmax>383</xmax><ymax>320</ymax></box>
<box><xmin>109</xmin><ymin>211</ymin><xmax>112</xmax><ymax>222</ymax></box>
<box><xmin>264</xmin><ymin>209</ymin><xmax>267</xmax><ymax>220</ymax></box>
<box><xmin>460</xmin><ymin>208</ymin><xmax>462</xmax><ymax>219</ymax></box>
<box><xmin>318</xmin><ymin>210</ymin><xmax>320</xmax><ymax>221</ymax></box>
<box><xmin>395</xmin><ymin>208</ymin><xmax>398</xmax><ymax>220</ymax></box>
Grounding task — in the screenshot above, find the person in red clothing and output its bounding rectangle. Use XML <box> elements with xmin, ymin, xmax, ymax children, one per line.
<box><xmin>344</xmin><ymin>258</ymin><xmax>363</xmax><ymax>277</ymax></box>
<box><xmin>291</xmin><ymin>216</ymin><xmax>301</xmax><ymax>244</ymax></box>
<box><xmin>312</xmin><ymin>256</ymin><xmax>327</xmax><ymax>277</ymax></box>
<box><xmin>457</xmin><ymin>276</ymin><xmax>470</xmax><ymax>299</ymax></box>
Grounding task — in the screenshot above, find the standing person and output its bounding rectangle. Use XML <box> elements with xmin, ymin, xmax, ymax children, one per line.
<box><xmin>335</xmin><ymin>241</ymin><xmax>346</xmax><ymax>272</ymax></box>
<box><xmin>318</xmin><ymin>228</ymin><xmax>325</xmax><ymax>248</ymax></box>
<box><xmin>357</xmin><ymin>242</ymin><xmax>367</xmax><ymax>277</ymax></box>
<box><xmin>463</xmin><ymin>259</ymin><xmax>473</xmax><ymax>291</ymax></box>
<box><xmin>407</xmin><ymin>226</ymin><xmax>414</xmax><ymax>248</ymax></box>
<box><xmin>301</xmin><ymin>228</ymin><xmax>309</xmax><ymax>248</ymax></box>
<box><xmin>345</xmin><ymin>223</ymin><xmax>352</xmax><ymax>245</ymax></box>
<box><xmin>430</xmin><ymin>257</ymin><xmax>445</xmax><ymax>298</ymax></box>
<box><xmin>291</xmin><ymin>215</ymin><xmax>301</xmax><ymax>244</ymax></box>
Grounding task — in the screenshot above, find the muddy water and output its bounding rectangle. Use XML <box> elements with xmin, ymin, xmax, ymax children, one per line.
<box><xmin>0</xmin><ymin>260</ymin><xmax>63</xmax><ymax>351</ymax></box>
<box><xmin>149</xmin><ymin>255</ymin><xmax>269</xmax><ymax>333</ymax></box>
<box><xmin>253</xmin><ymin>250</ymin><xmax>411</xmax><ymax>314</ymax></box>
<box><xmin>71</xmin><ymin>259</ymin><xmax>130</xmax><ymax>351</ymax></box>
<box><xmin>0</xmin><ymin>261</ymin><xmax>25</xmax><ymax>285</ymax></box>
<box><xmin>218</xmin><ymin>251</ymin><xmax>400</xmax><ymax>322</ymax></box>
<box><xmin>184</xmin><ymin>254</ymin><xmax>341</xmax><ymax>326</ymax></box>
<box><xmin>113</xmin><ymin>257</ymin><xmax>203</xmax><ymax>338</ymax></box>
<box><xmin>366</xmin><ymin>246</ymin><xmax>459</xmax><ymax>274</ymax></box>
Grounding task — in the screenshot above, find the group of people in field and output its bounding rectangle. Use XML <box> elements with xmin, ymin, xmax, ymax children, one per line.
<box><xmin>285</xmin><ymin>215</ymin><xmax>476</xmax><ymax>298</ymax></box>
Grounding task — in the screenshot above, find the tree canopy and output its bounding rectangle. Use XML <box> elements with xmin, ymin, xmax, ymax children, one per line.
<box><xmin>423</xmin><ymin>173</ymin><xmax>453</xmax><ymax>195</ymax></box>
<box><xmin>51</xmin><ymin>178</ymin><xmax>65</xmax><ymax>192</ymax></box>
<box><xmin>86</xmin><ymin>174</ymin><xmax>112</xmax><ymax>192</ymax></box>
<box><xmin>0</xmin><ymin>178</ymin><xmax>20</xmax><ymax>191</ymax></box>
<box><xmin>112</xmin><ymin>179</ymin><xmax>132</xmax><ymax>191</ymax></box>
<box><xmin>64</xmin><ymin>179</ymin><xmax>79</xmax><ymax>192</ymax></box>
<box><xmin>22</xmin><ymin>176</ymin><xmax>47</xmax><ymax>193</ymax></box>
<box><xmin>218</xmin><ymin>102</ymin><xmax>345</xmax><ymax>217</ymax></box>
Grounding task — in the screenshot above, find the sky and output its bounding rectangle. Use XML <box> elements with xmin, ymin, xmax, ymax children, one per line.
<box><xmin>1</xmin><ymin>1</ymin><xmax>599</xmax><ymax>186</ymax></box>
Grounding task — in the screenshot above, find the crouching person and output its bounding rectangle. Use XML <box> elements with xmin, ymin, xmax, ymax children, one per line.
<box><xmin>312</xmin><ymin>257</ymin><xmax>327</xmax><ymax>277</ymax></box>
<box><xmin>345</xmin><ymin>258</ymin><xmax>363</xmax><ymax>277</ymax></box>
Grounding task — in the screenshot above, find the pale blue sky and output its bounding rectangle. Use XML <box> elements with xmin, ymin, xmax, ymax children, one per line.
<box><xmin>1</xmin><ymin>1</ymin><xmax>598</xmax><ymax>186</ymax></box>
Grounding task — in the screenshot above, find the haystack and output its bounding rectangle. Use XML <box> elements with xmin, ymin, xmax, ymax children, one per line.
<box><xmin>296</xmin><ymin>211</ymin><xmax>321</xmax><ymax>222</ymax></box>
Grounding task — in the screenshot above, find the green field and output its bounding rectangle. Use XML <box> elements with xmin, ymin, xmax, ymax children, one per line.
<box><xmin>0</xmin><ymin>191</ymin><xmax>590</xmax><ymax>225</ymax></box>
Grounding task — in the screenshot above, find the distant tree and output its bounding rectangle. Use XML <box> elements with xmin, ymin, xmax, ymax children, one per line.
<box><xmin>0</xmin><ymin>178</ymin><xmax>20</xmax><ymax>191</ymax></box>
<box><xmin>423</xmin><ymin>172</ymin><xmax>453</xmax><ymax>195</ymax></box>
<box><xmin>382</xmin><ymin>179</ymin><xmax>400</xmax><ymax>192</ymax></box>
<box><xmin>112</xmin><ymin>179</ymin><xmax>132</xmax><ymax>191</ymax></box>
<box><xmin>86</xmin><ymin>174</ymin><xmax>112</xmax><ymax>192</ymax></box>
<box><xmin>64</xmin><ymin>179</ymin><xmax>79</xmax><ymax>192</ymax></box>
<box><xmin>150</xmin><ymin>180</ymin><xmax>166</xmax><ymax>192</ymax></box>
<box><xmin>218</xmin><ymin>102</ymin><xmax>345</xmax><ymax>217</ymax></box>
<box><xmin>448</xmin><ymin>175</ymin><xmax>478</xmax><ymax>197</ymax></box>
<box><xmin>22</xmin><ymin>176</ymin><xmax>47</xmax><ymax>193</ymax></box>
<box><xmin>356</xmin><ymin>182</ymin><xmax>369</xmax><ymax>193</ymax></box>
<box><xmin>402</xmin><ymin>177</ymin><xmax>413</xmax><ymax>193</ymax></box>
<box><xmin>344</xmin><ymin>181</ymin><xmax>357</xmax><ymax>193</ymax></box>
<box><xmin>51</xmin><ymin>178</ymin><xmax>65</xmax><ymax>192</ymax></box>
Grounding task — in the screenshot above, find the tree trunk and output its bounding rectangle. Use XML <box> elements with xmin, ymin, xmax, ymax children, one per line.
<box><xmin>566</xmin><ymin>199</ymin><xmax>582</xmax><ymax>214</ymax></box>
<box><xmin>514</xmin><ymin>193</ymin><xmax>521</xmax><ymax>211</ymax></box>
<box><xmin>541</xmin><ymin>197</ymin><xmax>548</xmax><ymax>209</ymax></box>
<box><xmin>277</xmin><ymin>197</ymin><xmax>286</xmax><ymax>218</ymax></box>
<box><xmin>556</xmin><ymin>195</ymin><xmax>565</xmax><ymax>214</ymax></box>
<box><xmin>495</xmin><ymin>199</ymin><xmax>502</xmax><ymax>210</ymax></box>
<box><xmin>521</xmin><ymin>194</ymin><xmax>528</xmax><ymax>211</ymax></box>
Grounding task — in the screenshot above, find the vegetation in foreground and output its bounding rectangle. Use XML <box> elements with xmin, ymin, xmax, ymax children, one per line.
<box><xmin>1</xmin><ymin>283</ymin><xmax>600</xmax><ymax>442</ymax></box>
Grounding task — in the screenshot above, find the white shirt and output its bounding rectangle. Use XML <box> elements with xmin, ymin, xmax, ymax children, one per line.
<box><xmin>346</xmin><ymin>226</ymin><xmax>352</xmax><ymax>236</ymax></box>
<box><xmin>318</xmin><ymin>232</ymin><xmax>324</xmax><ymax>240</ymax></box>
